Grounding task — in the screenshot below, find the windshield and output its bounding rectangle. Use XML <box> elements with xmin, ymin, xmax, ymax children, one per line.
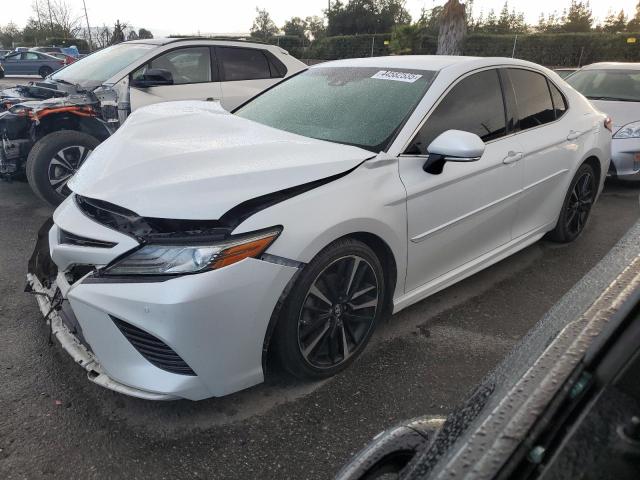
<box><xmin>567</xmin><ymin>69</ymin><xmax>640</xmax><ymax>102</ymax></box>
<box><xmin>51</xmin><ymin>43</ymin><xmax>155</xmax><ymax>87</ymax></box>
<box><xmin>235</xmin><ymin>67</ymin><xmax>436</xmax><ymax>152</ymax></box>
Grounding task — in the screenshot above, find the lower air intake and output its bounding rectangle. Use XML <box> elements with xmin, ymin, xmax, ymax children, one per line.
<box><xmin>111</xmin><ymin>317</ymin><xmax>196</xmax><ymax>376</ymax></box>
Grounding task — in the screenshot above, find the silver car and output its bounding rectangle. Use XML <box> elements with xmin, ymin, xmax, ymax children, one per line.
<box><xmin>567</xmin><ymin>62</ymin><xmax>640</xmax><ymax>181</ymax></box>
<box><xmin>0</xmin><ymin>50</ymin><xmax>65</xmax><ymax>78</ymax></box>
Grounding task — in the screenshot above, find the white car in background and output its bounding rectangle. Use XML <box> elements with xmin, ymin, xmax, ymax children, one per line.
<box><xmin>567</xmin><ymin>62</ymin><xmax>640</xmax><ymax>180</ymax></box>
<box><xmin>0</xmin><ymin>37</ymin><xmax>306</xmax><ymax>205</ymax></box>
<box><xmin>28</xmin><ymin>56</ymin><xmax>611</xmax><ymax>401</ymax></box>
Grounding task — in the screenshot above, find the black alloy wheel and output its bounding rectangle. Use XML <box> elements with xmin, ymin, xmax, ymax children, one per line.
<box><xmin>275</xmin><ymin>238</ymin><xmax>386</xmax><ymax>379</ymax></box>
<box><xmin>566</xmin><ymin>170</ymin><xmax>594</xmax><ymax>237</ymax></box>
<box><xmin>548</xmin><ymin>163</ymin><xmax>597</xmax><ymax>243</ymax></box>
<box><xmin>298</xmin><ymin>255</ymin><xmax>379</xmax><ymax>369</ymax></box>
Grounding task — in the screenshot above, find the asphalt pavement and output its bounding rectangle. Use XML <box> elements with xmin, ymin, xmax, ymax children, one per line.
<box><xmin>0</xmin><ymin>178</ymin><xmax>638</xmax><ymax>479</ymax></box>
<box><xmin>0</xmin><ymin>76</ymin><xmax>40</xmax><ymax>88</ymax></box>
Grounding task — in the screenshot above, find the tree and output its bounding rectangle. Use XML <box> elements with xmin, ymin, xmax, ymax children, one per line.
<box><xmin>250</xmin><ymin>8</ymin><xmax>279</xmax><ymax>41</ymax></box>
<box><xmin>31</xmin><ymin>0</ymin><xmax>82</xmax><ymax>39</ymax></box>
<box><xmin>537</xmin><ymin>12</ymin><xmax>563</xmax><ymax>33</ymax></box>
<box><xmin>437</xmin><ymin>0</ymin><xmax>466</xmax><ymax>55</ymax></box>
<box><xmin>628</xmin><ymin>2</ymin><xmax>640</xmax><ymax>31</ymax></box>
<box><xmin>127</xmin><ymin>30</ymin><xmax>139</xmax><ymax>41</ymax></box>
<box><xmin>390</xmin><ymin>23</ymin><xmax>421</xmax><ymax>54</ymax></box>
<box><xmin>326</xmin><ymin>0</ymin><xmax>411</xmax><ymax>36</ymax></box>
<box><xmin>305</xmin><ymin>15</ymin><xmax>326</xmax><ymax>40</ymax></box>
<box><xmin>0</xmin><ymin>22</ymin><xmax>22</xmax><ymax>48</ymax></box>
<box><xmin>562</xmin><ymin>1</ymin><xmax>593</xmax><ymax>32</ymax></box>
<box><xmin>283</xmin><ymin>17</ymin><xmax>307</xmax><ymax>40</ymax></box>
<box><xmin>417</xmin><ymin>6</ymin><xmax>444</xmax><ymax>35</ymax></box>
<box><xmin>110</xmin><ymin>20</ymin><xmax>127</xmax><ymax>44</ymax></box>
<box><xmin>603</xmin><ymin>10</ymin><xmax>627</xmax><ymax>33</ymax></box>
<box><xmin>138</xmin><ymin>28</ymin><xmax>153</xmax><ymax>39</ymax></box>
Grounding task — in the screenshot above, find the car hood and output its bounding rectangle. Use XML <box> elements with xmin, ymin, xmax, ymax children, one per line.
<box><xmin>589</xmin><ymin>99</ymin><xmax>639</xmax><ymax>130</ymax></box>
<box><xmin>69</xmin><ymin>101</ymin><xmax>374</xmax><ymax>220</ymax></box>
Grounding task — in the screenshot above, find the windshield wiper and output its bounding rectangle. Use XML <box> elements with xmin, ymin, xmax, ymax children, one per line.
<box><xmin>586</xmin><ymin>96</ymin><xmax>638</xmax><ymax>102</ymax></box>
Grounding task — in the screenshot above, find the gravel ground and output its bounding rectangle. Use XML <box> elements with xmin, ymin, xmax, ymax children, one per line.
<box><xmin>0</xmin><ymin>175</ymin><xmax>638</xmax><ymax>479</ymax></box>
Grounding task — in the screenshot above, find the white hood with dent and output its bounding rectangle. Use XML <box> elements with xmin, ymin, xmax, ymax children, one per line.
<box><xmin>70</xmin><ymin>101</ymin><xmax>372</xmax><ymax>219</ymax></box>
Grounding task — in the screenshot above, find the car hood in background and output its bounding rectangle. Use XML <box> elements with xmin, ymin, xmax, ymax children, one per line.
<box><xmin>69</xmin><ymin>101</ymin><xmax>373</xmax><ymax>220</ymax></box>
<box><xmin>589</xmin><ymin>99</ymin><xmax>639</xmax><ymax>130</ymax></box>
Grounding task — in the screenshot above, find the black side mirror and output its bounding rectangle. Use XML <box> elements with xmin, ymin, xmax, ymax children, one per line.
<box><xmin>131</xmin><ymin>68</ymin><xmax>174</xmax><ymax>88</ymax></box>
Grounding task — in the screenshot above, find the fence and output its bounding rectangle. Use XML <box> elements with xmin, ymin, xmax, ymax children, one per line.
<box><xmin>271</xmin><ymin>32</ymin><xmax>640</xmax><ymax>67</ymax></box>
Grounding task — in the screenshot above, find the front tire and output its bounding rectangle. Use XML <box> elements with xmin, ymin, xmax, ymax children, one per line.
<box><xmin>275</xmin><ymin>238</ymin><xmax>386</xmax><ymax>379</ymax></box>
<box><xmin>26</xmin><ymin>131</ymin><xmax>100</xmax><ymax>206</ymax></box>
<box><xmin>547</xmin><ymin>163</ymin><xmax>596</xmax><ymax>243</ymax></box>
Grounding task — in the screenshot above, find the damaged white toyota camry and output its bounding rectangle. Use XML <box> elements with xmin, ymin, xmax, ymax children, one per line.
<box><xmin>27</xmin><ymin>56</ymin><xmax>611</xmax><ymax>400</ymax></box>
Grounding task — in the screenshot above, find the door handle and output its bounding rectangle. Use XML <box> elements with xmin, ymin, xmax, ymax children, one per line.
<box><xmin>503</xmin><ymin>151</ymin><xmax>524</xmax><ymax>165</ymax></box>
<box><xmin>566</xmin><ymin>130</ymin><xmax>582</xmax><ymax>141</ymax></box>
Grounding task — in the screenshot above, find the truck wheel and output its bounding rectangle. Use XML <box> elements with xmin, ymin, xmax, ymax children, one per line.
<box><xmin>39</xmin><ymin>66</ymin><xmax>53</xmax><ymax>78</ymax></box>
<box><xmin>26</xmin><ymin>131</ymin><xmax>100</xmax><ymax>206</ymax></box>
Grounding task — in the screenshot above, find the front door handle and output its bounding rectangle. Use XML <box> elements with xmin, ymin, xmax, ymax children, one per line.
<box><xmin>503</xmin><ymin>151</ymin><xmax>524</xmax><ymax>165</ymax></box>
<box><xmin>566</xmin><ymin>130</ymin><xmax>582</xmax><ymax>141</ymax></box>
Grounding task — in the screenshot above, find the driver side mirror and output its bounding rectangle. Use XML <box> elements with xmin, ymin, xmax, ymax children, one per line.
<box><xmin>131</xmin><ymin>68</ymin><xmax>174</xmax><ymax>88</ymax></box>
<box><xmin>423</xmin><ymin>130</ymin><xmax>485</xmax><ymax>174</ymax></box>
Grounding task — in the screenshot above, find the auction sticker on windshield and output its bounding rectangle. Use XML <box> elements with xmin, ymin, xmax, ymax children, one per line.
<box><xmin>371</xmin><ymin>70</ymin><xmax>423</xmax><ymax>83</ymax></box>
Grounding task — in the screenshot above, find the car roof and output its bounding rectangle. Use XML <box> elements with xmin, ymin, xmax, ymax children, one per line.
<box><xmin>581</xmin><ymin>62</ymin><xmax>640</xmax><ymax>71</ymax></box>
<box><xmin>312</xmin><ymin>55</ymin><xmax>549</xmax><ymax>72</ymax></box>
<box><xmin>127</xmin><ymin>37</ymin><xmax>281</xmax><ymax>50</ymax></box>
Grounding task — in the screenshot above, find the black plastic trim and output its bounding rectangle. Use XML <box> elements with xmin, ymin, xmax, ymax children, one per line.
<box><xmin>59</xmin><ymin>228</ymin><xmax>117</xmax><ymax>248</ymax></box>
<box><xmin>111</xmin><ymin>316</ymin><xmax>196</xmax><ymax>376</ymax></box>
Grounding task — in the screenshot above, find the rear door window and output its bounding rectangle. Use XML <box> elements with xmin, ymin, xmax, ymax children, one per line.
<box><xmin>407</xmin><ymin>69</ymin><xmax>507</xmax><ymax>154</ymax></box>
<box><xmin>508</xmin><ymin>69</ymin><xmax>556</xmax><ymax>130</ymax></box>
<box><xmin>217</xmin><ymin>47</ymin><xmax>272</xmax><ymax>81</ymax></box>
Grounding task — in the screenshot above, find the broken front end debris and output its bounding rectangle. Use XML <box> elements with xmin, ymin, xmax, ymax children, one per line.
<box><xmin>0</xmin><ymin>80</ymin><xmax>124</xmax><ymax>179</ymax></box>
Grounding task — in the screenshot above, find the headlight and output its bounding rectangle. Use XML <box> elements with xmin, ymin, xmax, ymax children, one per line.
<box><xmin>104</xmin><ymin>227</ymin><xmax>281</xmax><ymax>276</ymax></box>
<box><xmin>614</xmin><ymin>121</ymin><xmax>640</xmax><ymax>139</ymax></box>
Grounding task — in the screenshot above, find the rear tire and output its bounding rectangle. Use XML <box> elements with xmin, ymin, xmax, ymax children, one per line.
<box><xmin>547</xmin><ymin>163</ymin><xmax>596</xmax><ymax>243</ymax></box>
<box><xmin>39</xmin><ymin>66</ymin><xmax>53</xmax><ymax>78</ymax></box>
<box><xmin>26</xmin><ymin>131</ymin><xmax>100</xmax><ymax>206</ymax></box>
<box><xmin>274</xmin><ymin>238</ymin><xmax>386</xmax><ymax>380</ymax></box>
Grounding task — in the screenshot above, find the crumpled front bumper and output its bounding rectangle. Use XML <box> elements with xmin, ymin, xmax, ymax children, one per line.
<box><xmin>27</xmin><ymin>272</ymin><xmax>179</xmax><ymax>400</ymax></box>
<box><xmin>27</xmin><ymin>200</ymin><xmax>299</xmax><ymax>400</ymax></box>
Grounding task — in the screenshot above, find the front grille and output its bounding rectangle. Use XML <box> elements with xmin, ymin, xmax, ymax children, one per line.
<box><xmin>111</xmin><ymin>317</ymin><xmax>196</xmax><ymax>376</ymax></box>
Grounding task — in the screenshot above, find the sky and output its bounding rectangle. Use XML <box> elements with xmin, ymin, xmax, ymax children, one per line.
<box><xmin>4</xmin><ymin>1</ymin><xmax>639</xmax><ymax>36</ymax></box>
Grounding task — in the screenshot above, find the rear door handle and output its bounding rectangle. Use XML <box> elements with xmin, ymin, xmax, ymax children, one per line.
<box><xmin>566</xmin><ymin>130</ymin><xmax>582</xmax><ymax>141</ymax></box>
<box><xmin>503</xmin><ymin>151</ymin><xmax>524</xmax><ymax>164</ymax></box>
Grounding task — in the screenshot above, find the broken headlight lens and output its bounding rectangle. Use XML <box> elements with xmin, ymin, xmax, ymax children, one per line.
<box><xmin>104</xmin><ymin>227</ymin><xmax>281</xmax><ymax>275</ymax></box>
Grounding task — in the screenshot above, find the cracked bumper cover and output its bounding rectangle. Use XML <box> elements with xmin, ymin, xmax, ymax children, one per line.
<box><xmin>27</xmin><ymin>273</ymin><xmax>178</xmax><ymax>401</ymax></box>
<box><xmin>26</xmin><ymin>208</ymin><xmax>299</xmax><ymax>400</ymax></box>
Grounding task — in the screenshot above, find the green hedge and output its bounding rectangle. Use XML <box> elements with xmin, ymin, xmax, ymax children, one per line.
<box><xmin>282</xmin><ymin>32</ymin><xmax>640</xmax><ymax>66</ymax></box>
<box><xmin>274</xmin><ymin>34</ymin><xmax>392</xmax><ymax>60</ymax></box>
<box><xmin>463</xmin><ymin>33</ymin><xmax>640</xmax><ymax>66</ymax></box>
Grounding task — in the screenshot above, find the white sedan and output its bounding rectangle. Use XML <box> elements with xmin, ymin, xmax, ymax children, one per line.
<box><xmin>566</xmin><ymin>62</ymin><xmax>640</xmax><ymax>180</ymax></box>
<box><xmin>27</xmin><ymin>56</ymin><xmax>612</xmax><ymax>400</ymax></box>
